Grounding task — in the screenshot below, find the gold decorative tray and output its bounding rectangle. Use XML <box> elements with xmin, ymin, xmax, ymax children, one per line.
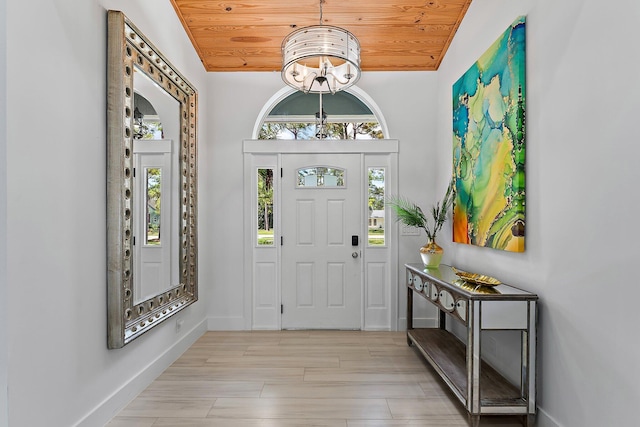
<box><xmin>453</xmin><ymin>280</ymin><xmax>501</xmax><ymax>294</ymax></box>
<box><xmin>452</xmin><ymin>267</ymin><xmax>501</xmax><ymax>287</ymax></box>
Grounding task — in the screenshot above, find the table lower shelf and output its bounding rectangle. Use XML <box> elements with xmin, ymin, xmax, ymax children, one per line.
<box><xmin>408</xmin><ymin>328</ymin><xmax>524</xmax><ymax>410</ymax></box>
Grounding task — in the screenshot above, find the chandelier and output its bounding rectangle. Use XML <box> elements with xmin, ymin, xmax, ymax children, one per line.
<box><xmin>133</xmin><ymin>107</ymin><xmax>148</xmax><ymax>140</ymax></box>
<box><xmin>281</xmin><ymin>0</ymin><xmax>361</xmax><ymax>94</ymax></box>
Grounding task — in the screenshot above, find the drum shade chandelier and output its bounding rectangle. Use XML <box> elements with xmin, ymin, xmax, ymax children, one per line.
<box><xmin>281</xmin><ymin>0</ymin><xmax>361</xmax><ymax>94</ymax></box>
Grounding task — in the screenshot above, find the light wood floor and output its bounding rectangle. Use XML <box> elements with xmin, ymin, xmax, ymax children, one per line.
<box><xmin>107</xmin><ymin>331</ymin><xmax>526</xmax><ymax>427</ymax></box>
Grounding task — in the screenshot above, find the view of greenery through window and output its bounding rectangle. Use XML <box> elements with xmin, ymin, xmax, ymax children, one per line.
<box><xmin>257</xmin><ymin>168</ymin><xmax>274</xmax><ymax>246</ymax></box>
<box><xmin>259</xmin><ymin>122</ymin><xmax>383</xmax><ymax>140</ymax></box>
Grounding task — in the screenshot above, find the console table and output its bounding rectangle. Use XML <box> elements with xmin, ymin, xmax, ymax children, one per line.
<box><xmin>405</xmin><ymin>263</ymin><xmax>538</xmax><ymax>426</ymax></box>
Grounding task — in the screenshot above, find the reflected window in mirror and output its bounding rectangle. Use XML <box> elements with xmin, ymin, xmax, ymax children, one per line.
<box><xmin>144</xmin><ymin>167</ymin><xmax>161</xmax><ymax>246</ymax></box>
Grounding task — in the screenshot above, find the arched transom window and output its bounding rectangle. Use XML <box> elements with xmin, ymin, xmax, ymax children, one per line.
<box><xmin>258</xmin><ymin>90</ymin><xmax>385</xmax><ymax>140</ymax></box>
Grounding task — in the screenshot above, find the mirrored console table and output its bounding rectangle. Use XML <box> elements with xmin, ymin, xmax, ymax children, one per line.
<box><xmin>405</xmin><ymin>263</ymin><xmax>538</xmax><ymax>426</ymax></box>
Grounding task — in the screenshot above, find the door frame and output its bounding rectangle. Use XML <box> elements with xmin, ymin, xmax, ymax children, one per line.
<box><xmin>243</xmin><ymin>139</ymin><xmax>399</xmax><ymax>331</ymax></box>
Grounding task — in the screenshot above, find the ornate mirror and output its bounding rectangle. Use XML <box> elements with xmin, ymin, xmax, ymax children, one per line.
<box><xmin>107</xmin><ymin>10</ymin><xmax>198</xmax><ymax>348</ymax></box>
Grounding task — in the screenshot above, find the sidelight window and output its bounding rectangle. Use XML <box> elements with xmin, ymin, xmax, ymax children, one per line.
<box><xmin>257</xmin><ymin>168</ymin><xmax>275</xmax><ymax>246</ymax></box>
<box><xmin>368</xmin><ymin>168</ymin><xmax>385</xmax><ymax>246</ymax></box>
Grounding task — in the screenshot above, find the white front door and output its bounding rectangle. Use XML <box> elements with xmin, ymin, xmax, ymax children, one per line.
<box><xmin>281</xmin><ymin>153</ymin><xmax>362</xmax><ymax>329</ymax></box>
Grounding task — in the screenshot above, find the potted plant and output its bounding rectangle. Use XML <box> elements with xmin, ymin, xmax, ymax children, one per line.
<box><xmin>387</xmin><ymin>179</ymin><xmax>455</xmax><ymax>268</ymax></box>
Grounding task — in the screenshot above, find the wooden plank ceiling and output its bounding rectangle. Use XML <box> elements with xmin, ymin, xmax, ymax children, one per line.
<box><xmin>170</xmin><ymin>0</ymin><xmax>473</xmax><ymax>72</ymax></box>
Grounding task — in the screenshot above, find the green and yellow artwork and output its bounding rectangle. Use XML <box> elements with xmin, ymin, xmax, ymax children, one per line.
<box><xmin>452</xmin><ymin>16</ymin><xmax>526</xmax><ymax>252</ymax></box>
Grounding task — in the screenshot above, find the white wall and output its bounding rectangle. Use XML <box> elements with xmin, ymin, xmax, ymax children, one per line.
<box><xmin>0</xmin><ymin>0</ymin><xmax>8</xmax><ymax>424</ymax></box>
<box><xmin>205</xmin><ymin>71</ymin><xmax>438</xmax><ymax>330</ymax></box>
<box><xmin>5</xmin><ymin>1</ymin><xmax>209</xmax><ymax>426</ymax></box>
<box><xmin>436</xmin><ymin>1</ymin><xmax>640</xmax><ymax>426</ymax></box>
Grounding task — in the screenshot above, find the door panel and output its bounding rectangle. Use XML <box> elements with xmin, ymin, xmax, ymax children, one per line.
<box><xmin>281</xmin><ymin>153</ymin><xmax>361</xmax><ymax>329</ymax></box>
<box><xmin>327</xmin><ymin>263</ymin><xmax>346</xmax><ymax>307</ymax></box>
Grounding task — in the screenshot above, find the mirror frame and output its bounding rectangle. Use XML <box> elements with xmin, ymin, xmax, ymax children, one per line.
<box><xmin>107</xmin><ymin>10</ymin><xmax>198</xmax><ymax>348</ymax></box>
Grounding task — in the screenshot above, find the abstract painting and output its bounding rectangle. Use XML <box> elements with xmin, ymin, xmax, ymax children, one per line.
<box><xmin>452</xmin><ymin>16</ymin><xmax>526</xmax><ymax>252</ymax></box>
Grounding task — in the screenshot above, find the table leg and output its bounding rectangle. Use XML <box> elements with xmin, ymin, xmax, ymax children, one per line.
<box><xmin>406</xmin><ymin>285</ymin><xmax>413</xmax><ymax>346</ymax></box>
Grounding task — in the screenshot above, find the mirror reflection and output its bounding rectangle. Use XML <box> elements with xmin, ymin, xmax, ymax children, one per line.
<box><xmin>132</xmin><ymin>67</ymin><xmax>180</xmax><ymax>304</ymax></box>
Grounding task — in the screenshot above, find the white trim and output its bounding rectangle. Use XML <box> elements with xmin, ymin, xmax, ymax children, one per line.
<box><xmin>75</xmin><ymin>320</ymin><xmax>207</xmax><ymax>427</ymax></box>
<box><xmin>251</xmin><ymin>86</ymin><xmax>390</xmax><ymax>139</ymax></box>
<box><xmin>244</xmin><ymin>139</ymin><xmax>398</xmax><ymax>154</ymax></box>
<box><xmin>243</xmin><ymin>154</ymin><xmax>253</xmax><ymax>329</ymax></box>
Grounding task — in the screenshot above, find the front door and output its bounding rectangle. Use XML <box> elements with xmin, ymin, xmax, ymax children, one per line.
<box><xmin>281</xmin><ymin>153</ymin><xmax>362</xmax><ymax>329</ymax></box>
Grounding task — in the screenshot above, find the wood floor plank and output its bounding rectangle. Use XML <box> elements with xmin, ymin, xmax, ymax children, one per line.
<box><xmin>339</xmin><ymin>356</ymin><xmax>429</xmax><ymax>370</ymax></box>
<box><xmin>243</xmin><ymin>344</ymin><xmax>372</xmax><ymax>359</ymax></box>
<box><xmin>386</xmin><ymin>397</ymin><xmax>461</xmax><ymax>418</ymax></box>
<box><xmin>117</xmin><ymin>397</ymin><xmax>215</xmax><ymax>418</ymax></box>
<box><xmin>172</xmin><ymin>349</ymin><xmax>248</xmax><ymax>366</ymax></box>
<box><xmin>303</xmin><ymin>367</ymin><xmax>433</xmax><ymax>383</ymax></box>
<box><xmin>204</xmin><ymin>355</ymin><xmax>340</xmax><ymax>368</ymax></box>
<box><xmin>347</xmin><ymin>420</ymin><xmax>467</xmax><ymax>426</ymax></box>
<box><xmin>150</xmin><ymin>419</ymin><xmax>265</xmax><ymax>426</ymax></box>
<box><xmin>158</xmin><ymin>366</ymin><xmax>304</xmax><ymax>382</ymax></box>
<box><xmin>105</xmin><ymin>417</ymin><xmax>157</xmax><ymax>427</ymax></box>
<box><xmin>260</xmin><ymin>421</ymin><xmax>348</xmax><ymax>427</ymax></box>
<box><xmin>419</xmin><ymin>378</ymin><xmax>458</xmax><ymax>397</ymax></box>
<box><xmin>137</xmin><ymin>380</ymin><xmax>264</xmax><ymax>398</ymax></box>
<box><xmin>207</xmin><ymin>397</ymin><xmax>392</xmax><ymax>420</ymax></box>
<box><xmin>152</xmin><ymin>420</ymin><xmax>348</xmax><ymax>427</ymax></box>
<box><xmin>261</xmin><ymin>381</ymin><xmax>426</xmax><ymax>399</ymax></box>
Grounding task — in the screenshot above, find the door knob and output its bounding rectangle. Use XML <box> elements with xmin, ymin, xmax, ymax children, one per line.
<box><xmin>352</xmin><ymin>251</ymin><xmax>359</xmax><ymax>258</ymax></box>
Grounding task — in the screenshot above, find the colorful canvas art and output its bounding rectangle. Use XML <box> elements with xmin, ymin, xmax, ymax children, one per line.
<box><xmin>452</xmin><ymin>16</ymin><xmax>526</xmax><ymax>252</ymax></box>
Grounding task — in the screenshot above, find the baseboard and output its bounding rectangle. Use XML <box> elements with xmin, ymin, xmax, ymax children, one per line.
<box><xmin>207</xmin><ymin>316</ymin><xmax>246</xmax><ymax>330</ymax></box>
<box><xmin>74</xmin><ymin>319</ymin><xmax>207</xmax><ymax>427</ymax></box>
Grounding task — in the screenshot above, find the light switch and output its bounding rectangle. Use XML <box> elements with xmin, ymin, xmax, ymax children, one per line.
<box><xmin>401</xmin><ymin>225</ymin><xmax>421</xmax><ymax>236</ymax></box>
